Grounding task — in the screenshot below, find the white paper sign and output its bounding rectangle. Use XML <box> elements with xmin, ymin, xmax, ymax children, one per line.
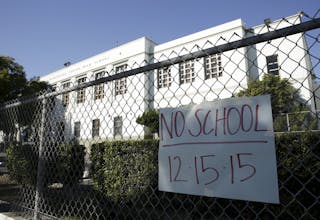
<box><xmin>158</xmin><ymin>95</ymin><xmax>279</xmax><ymax>204</ymax></box>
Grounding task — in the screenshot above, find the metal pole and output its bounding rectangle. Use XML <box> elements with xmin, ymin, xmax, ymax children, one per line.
<box><xmin>286</xmin><ymin>113</ymin><xmax>291</xmax><ymax>132</ymax></box>
<box><xmin>34</xmin><ymin>97</ymin><xmax>47</xmax><ymax>220</ymax></box>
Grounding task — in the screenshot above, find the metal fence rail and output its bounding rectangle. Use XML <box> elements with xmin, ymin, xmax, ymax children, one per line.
<box><xmin>0</xmin><ymin>11</ymin><xmax>320</xmax><ymax>219</ymax></box>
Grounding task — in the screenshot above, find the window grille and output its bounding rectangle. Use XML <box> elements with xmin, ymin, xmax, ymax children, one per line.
<box><xmin>115</xmin><ymin>64</ymin><xmax>127</xmax><ymax>95</ymax></box>
<box><xmin>77</xmin><ymin>77</ymin><xmax>86</xmax><ymax>103</ymax></box>
<box><xmin>179</xmin><ymin>60</ymin><xmax>195</xmax><ymax>84</ymax></box>
<box><xmin>62</xmin><ymin>82</ymin><xmax>70</xmax><ymax>107</ymax></box>
<box><xmin>158</xmin><ymin>67</ymin><xmax>172</xmax><ymax>88</ymax></box>
<box><xmin>94</xmin><ymin>71</ymin><xmax>105</xmax><ymax>100</ymax></box>
<box><xmin>204</xmin><ymin>54</ymin><xmax>223</xmax><ymax>79</ymax></box>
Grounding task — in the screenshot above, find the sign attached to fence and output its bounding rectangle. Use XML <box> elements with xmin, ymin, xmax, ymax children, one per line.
<box><xmin>158</xmin><ymin>95</ymin><xmax>279</xmax><ymax>204</ymax></box>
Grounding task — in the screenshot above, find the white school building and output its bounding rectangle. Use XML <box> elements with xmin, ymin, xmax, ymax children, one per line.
<box><xmin>40</xmin><ymin>13</ymin><xmax>315</xmax><ymax>143</ymax></box>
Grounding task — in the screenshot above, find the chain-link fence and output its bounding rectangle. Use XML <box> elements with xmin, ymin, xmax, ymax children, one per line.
<box><xmin>0</xmin><ymin>11</ymin><xmax>320</xmax><ymax>219</ymax></box>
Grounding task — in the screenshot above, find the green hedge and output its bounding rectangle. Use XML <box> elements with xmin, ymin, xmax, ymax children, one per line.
<box><xmin>91</xmin><ymin>140</ymin><xmax>158</xmax><ymax>202</ymax></box>
<box><xmin>6</xmin><ymin>141</ymin><xmax>85</xmax><ymax>187</ymax></box>
<box><xmin>276</xmin><ymin>132</ymin><xmax>320</xmax><ymax>178</ymax></box>
<box><xmin>6</xmin><ymin>143</ymin><xmax>38</xmax><ymax>185</ymax></box>
<box><xmin>90</xmin><ymin>133</ymin><xmax>319</xmax><ymax>218</ymax></box>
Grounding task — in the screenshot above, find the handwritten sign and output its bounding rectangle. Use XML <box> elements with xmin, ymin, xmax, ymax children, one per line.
<box><xmin>158</xmin><ymin>95</ymin><xmax>279</xmax><ymax>204</ymax></box>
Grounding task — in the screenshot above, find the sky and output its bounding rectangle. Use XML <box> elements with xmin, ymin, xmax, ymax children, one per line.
<box><xmin>1</xmin><ymin>0</ymin><xmax>319</xmax><ymax>79</ymax></box>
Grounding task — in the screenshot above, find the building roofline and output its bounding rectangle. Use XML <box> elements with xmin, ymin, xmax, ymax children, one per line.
<box><xmin>41</xmin><ymin>37</ymin><xmax>156</xmax><ymax>82</ymax></box>
<box><xmin>251</xmin><ymin>12</ymin><xmax>303</xmax><ymax>30</ymax></box>
<box><xmin>154</xmin><ymin>19</ymin><xmax>245</xmax><ymax>53</ymax></box>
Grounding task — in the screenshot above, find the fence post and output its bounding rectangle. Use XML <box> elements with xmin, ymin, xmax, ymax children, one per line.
<box><xmin>34</xmin><ymin>97</ymin><xmax>47</xmax><ymax>220</ymax></box>
<box><xmin>286</xmin><ymin>113</ymin><xmax>291</xmax><ymax>132</ymax></box>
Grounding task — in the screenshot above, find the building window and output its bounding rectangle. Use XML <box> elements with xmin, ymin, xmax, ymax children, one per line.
<box><xmin>115</xmin><ymin>78</ymin><xmax>127</xmax><ymax>95</ymax></box>
<box><xmin>115</xmin><ymin>64</ymin><xmax>127</xmax><ymax>73</ymax></box>
<box><xmin>62</xmin><ymin>81</ymin><xmax>70</xmax><ymax>107</ymax></box>
<box><xmin>158</xmin><ymin>67</ymin><xmax>172</xmax><ymax>88</ymax></box>
<box><xmin>266</xmin><ymin>54</ymin><xmax>279</xmax><ymax>75</ymax></box>
<box><xmin>179</xmin><ymin>60</ymin><xmax>195</xmax><ymax>84</ymax></box>
<box><xmin>74</xmin><ymin>122</ymin><xmax>81</xmax><ymax>138</ymax></box>
<box><xmin>204</xmin><ymin>54</ymin><xmax>223</xmax><ymax>79</ymax></box>
<box><xmin>94</xmin><ymin>71</ymin><xmax>105</xmax><ymax>100</ymax></box>
<box><xmin>114</xmin><ymin>116</ymin><xmax>122</xmax><ymax>137</ymax></box>
<box><xmin>115</xmin><ymin>64</ymin><xmax>127</xmax><ymax>95</ymax></box>
<box><xmin>92</xmin><ymin>119</ymin><xmax>100</xmax><ymax>138</ymax></box>
<box><xmin>77</xmin><ymin>77</ymin><xmax>86</xmax><ymax>103</ymax></box>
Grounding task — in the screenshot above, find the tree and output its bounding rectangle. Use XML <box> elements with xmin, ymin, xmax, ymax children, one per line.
<box><xmin>0</xmin><ymin>56</ymin><xmax>27</xmax><ymax>103</ymax></box>
<box><xmin>0</xmin><ymin>56</ymin><xmax>51</xmax><ymax>141</ymax></box>
<box><xmin>0</xmin><ymin>56</ymin><xmax>49</xmax><ymax>103</ymax></box>
<box><xmin>237</xmin><ymin>74</ymin><xmax>300</xmax><ymax>114</ymax></box>
<box><xmin>136</xmin><ymin>109</ymin><xmax>159</xmax><ymax>138</ymax></box>
<box><xmin>237</xmin><ymin>74</ymin><xmax>316</xmax><ymax>131</ymax></box>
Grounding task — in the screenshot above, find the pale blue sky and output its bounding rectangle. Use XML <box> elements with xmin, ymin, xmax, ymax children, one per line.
<box><xmin>1</xmin><ymin>0</ymin><xmax>319</xmax><ymax>79</ymax></box>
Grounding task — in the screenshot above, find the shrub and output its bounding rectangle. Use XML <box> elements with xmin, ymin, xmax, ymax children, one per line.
<box><xmin>276</xmin><ymin>132</ymin><xmax>320</xmax><ymax>179</ymax></box>
<box><xmin>6</xmin><ymin>143</ymin><xmax>38</xmax><ymax>185</ymax></box>
<box><xmin>236</xmin><ymin>74</ymin><xmax>317</xmax><ymax>132</ymax></box>
<box><xmin>90</xmin><ymin>140</ymin><xmax>158</xmax><ymax>202</ymax></box>
<box><xmin>89</xmin><ymin>135</ymin><xmax>319</xmax><ymax>218</ymax></box>
<box><xmin>6</xmin><ymin>141</ymin><xmax>85</xmax><ymax>187</ymax></box>
<box><xmin>136</xmin><ymin>109</ymin><xmax>159</xmax><ymax>135</ymax></box>
<box><xmin>48</xmin><ymin>141</ymin><xmax>85</xmax><ymax>186</ymax></box>
<box><xmin>274</xmin><ymin>132</ymin><xmax>320</xmax><ymax>217</ymax></box>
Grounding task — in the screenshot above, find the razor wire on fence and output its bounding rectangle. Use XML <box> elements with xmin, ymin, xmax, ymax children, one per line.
<box><xmin>0</xmin><ymin>11</ymin><xmax>320</xmax><ymax>219</ymax></box>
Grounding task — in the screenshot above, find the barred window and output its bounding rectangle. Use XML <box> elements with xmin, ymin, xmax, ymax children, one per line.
<box><xmin>158</xmin><ymin>67</ymin><xmax>172</xmax><ymax>88</ymax></box>
<box><xmin>204</xmin><ymin>54</ymin><xmax>223</xmax><ymax>79</ymax></box>
<box><xmin>115</xmin><ymin>64</ymin><xmax>127</xmax><ymax>95</ymax></box>
<box><xmin>77</xmin><ymin>77</ymin><xmax>86</xmax><ymax>103</ymax></box>
<box><xmin>74</xmin><ymin>122</ymin><xmax>80</xmax><ymax>138</ymax></box>
<box><xmin>179</xmin><ymin>60</ymin><xmax>195</xmax><ymax>84</ymax></box>
<box><xmin>114</xmin><ymin>116</ymin><xmax>122</xmax><ymax>137</ymax></box>
<box><xmin>115</xmin><ymin>64</ymin><xmax>127</xmax><ymax>73</ymax></box>
<box><xmin>92</xmin><ymin>119</ymin><xmax>100</xmax><ymax>138</ymax></box>
<box><xmin>94</xmin><ymin>71</ymin><xmax>105</xmax><ymax>100</ymax></box>
<box><xmin>62</xmin><ymin>81</ymin><xmax>70</xmax><ymax>107</ymax></box>
<box><xmin>115</xmin><ymin>78</ymin><xmax>127</xmax><ymax>95</ymax></box>
<box><xmin>266</xmin><ymin>54</ymin><xmax>279</xmax><ymax>75</ymax></box>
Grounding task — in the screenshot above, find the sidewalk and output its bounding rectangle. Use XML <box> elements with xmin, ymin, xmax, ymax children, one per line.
<box><xmin>0</xmin><ymin>201</ymin><xmax>25</xmax><ymax>220</ymax></box>
<box><xmin>0</xmin><ymin>212</ymin><xmax>25</xmax><ymax>220</ymax></box>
